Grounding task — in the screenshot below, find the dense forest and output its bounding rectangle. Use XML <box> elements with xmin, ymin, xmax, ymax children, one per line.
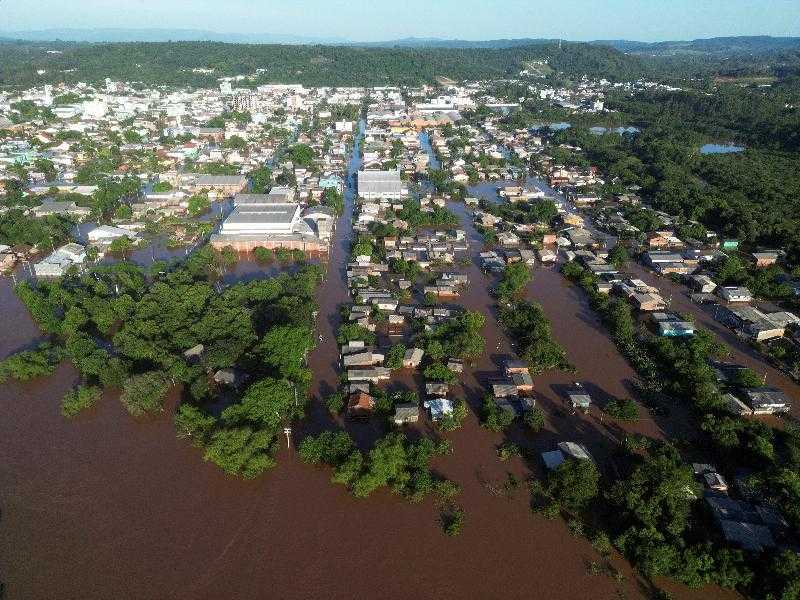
<box><xmin>0</xmin><ymin>40</ymin><xmax>647</xmax><ymax>88</ymax></box>
<box><xmin>607</xmin><ymin>86</ymin><xmax>800</xmax><ymax>152</ymax></box>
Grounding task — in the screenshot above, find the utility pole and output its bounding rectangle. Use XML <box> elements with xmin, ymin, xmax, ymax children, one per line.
<box><xmin>283</xmin><ymin>427</ymin><xmax>292</xmax><ymax>449</ymax></box>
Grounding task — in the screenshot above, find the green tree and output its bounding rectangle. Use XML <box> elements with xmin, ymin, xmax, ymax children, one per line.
<box><xmin>221</xmin><ymin>377</ymin><xmax>299</xmax><ymax>430</ymax></box>
<box><xmin>524</xmin><ymin>406</ymin><xmax>546</xmax><ymax>432</ymax></box>
<box><xmin>288</xmin><ymin>144</ymin><xmax>316</xmax><ymax>166</ymax></box>
<box><xmin>322</xmin><ymin>187</ymin><xmax>344</xmax><ymax>215</ymax></box>
<box><xmin>152</xmin><ymin>181</ymin><xmax>173</xmax><ymax>193</ymax></box>
<box><xmin>258</xmin><ymin>325</ymin><xmax>314</xmax><ymax>382</ymax></box>
<box><xmin>423</xmin><ymin>361</ymin><xmax>457</xmax><ymax>383</ymax></box>
<box><xmin>33</xmin><ymin>158</ymin><xmax>57</xmax><ymax>181</ymax></box>
<box><xmin>174</xmin><ymin>403</ymin><xmax>217</xmax><ymax>446</ymax></box>
<box><xmin>733</xmin><ymin>367</ymin><xmax>763</xmax><ymax>389</ymax></box>
<box><xmin>298</xmin><ymin>430</ymin><xmax>355</xmax><ymax>465</ymax></box>
<box><xmin>0</xmin><ymin>342</ymin><xmax>64</xmax><ymax>383</ymax></box>
<box><xmin>604</xmin><ymin>398</ymin><xmax>639</xmax><ymax>421</ymax></box>
<box><xmin>61</xmin><ymin>385</ymin><xmax>102</xmax><ymax>418</ymax></box>
<box><xmin>481</xmin><ymin>395</ymin><xmax>516</xmax><ymax>431</ymax></box>
<box><xmin>253</xmin><ymin>246</ymin><xmax>274</xmax><ymax>263</ymax></box>
<box><xmin>203</xmin><ymin>426</ymin><xmax>276</xmax><ymax>478</ymax></box>
<box><xmin>539</xmin><ymin>458</ymin><xmax>599</xmax><ymax>513</ymax></box>
<box><xmin>223</xmin><ymin>135</ymin><xmax>247</xmax><ymax>150</ymax></box>
<box><xmin>326</xmin><ymin>390</ymin><xmax>346</xmax><ymax>414</ymax></box>
<box><xmin>385</xmin><ymin>343</ymin><xmax>406</xmax><ymax>370</ymax></box>
<box><xmin>608</xmin><ymin>244</ymin><xmax>629</xmax><ymax>268</ymax></box>
<box><xmin>109</xmin><ymin>235</ymin><xmax>134</xmax><ymax>254</ymax></box>
<box><xmin>496</xmin><ymin>262</ymin><xmax>532</xmax><ymax>299</ymax></box>
<box><xmin>187</xmin><ymin>193</ymin><xmax>210</xmax><ymax>217</ymax></box>
<box><xmin>249</xmin><ymin>166</ymin><xmax>272</xmax><ymax>194</ymax></box>
<box><xmin>337</xmin><ymin>323</ymin><xmax>376</xmax><ymax>345</ymax></box>
<box><xmin>120</xmin><ymin>371</ymin><xmax>170</xmax><ymax>416</ymax></box>
<box><xmin>440</xmin><ymin>505</ymin><xmax>465</xmax><ymax>536</ymax></box>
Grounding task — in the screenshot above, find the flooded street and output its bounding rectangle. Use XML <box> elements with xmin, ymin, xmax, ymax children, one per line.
<box><xmin>0</xmin><ymin>129</ymin><xmax>732</xmax><ymax>600</ymax></box>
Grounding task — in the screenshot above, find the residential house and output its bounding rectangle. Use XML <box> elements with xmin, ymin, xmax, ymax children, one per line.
<box><xmin>393</xmin><ymin>403</ymin><xmax>420</xmax><ymax>425</ymax></box>
<box><xmin>347</xmin><ymin>391</ymin><xmax>376</xmax><ymax>420</ymax></box>
<box><xmin>188</xmin><ymin>174</ymin><xmax>248</xmax><ymax>196</ymax></box>
<box><xmin>33</xmin><ymin>243</ymin><xmax>86</xmax><ymax>278</ymax></box>
<box><xmin>752</xmin><ymin>251</ymin><xmax>779</xmax><ymax>268</ymax></box>
<box><xmin>567</xmin><ymin>384</ymin><xmax>591</xmax><ymax>412</ymax></box>
<box><xmin>541</xmin><ymin>441</ymin><xmax>593</xmax><ymax>470</ymax></box>
<box><xmin>717</xmin><ymin>286</ymin><xmax>753</xmax><ymax>303</ymax></box>
<box><xmin>744</xmin><ymin>388</ymin><xmax>791</xmax><ymax>414</ymax></box>
<box><xmin>424</xmin><ymin>397</ymin><xmax>454</xmax><ymax>420</ymax></box>
<box><xmin>402</xmin><ymin>348</ymin><xmax>424</xmax><ymax>368</ymax></box>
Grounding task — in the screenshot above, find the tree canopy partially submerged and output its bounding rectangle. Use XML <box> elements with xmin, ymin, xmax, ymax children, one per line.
<box><xmin>14</xmin><ymin>246</ymin><xmax>324</xmax><ymax>478</ymax></box>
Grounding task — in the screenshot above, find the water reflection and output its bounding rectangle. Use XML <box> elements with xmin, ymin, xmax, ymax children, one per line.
<box><xmin>700</xmin><ymin>143</ymin><xmax>745</xmax><ymax>155</ymax></box>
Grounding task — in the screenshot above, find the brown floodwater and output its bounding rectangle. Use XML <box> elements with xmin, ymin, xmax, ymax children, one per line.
<box><xmin>0</xmin><ymin>136</ymin><xmax>739</xmax><ymax>599</ymax></box>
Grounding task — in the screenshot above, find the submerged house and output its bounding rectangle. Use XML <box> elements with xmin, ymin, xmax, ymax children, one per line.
<box><xmin>33</xmin><ymin>243</ymin><xmax>87</xmax><ymax>278</ymax></box>
<box><xmin>347</xmin><ymin>391</ymin><xmax>375</xmax><ymax>420</ymax></box>
<box><xmin>541</xmin><ymin>441</ymin><xmax>593</xmax><ymax>471</ymax></box>
<box><xmin>567</xmin><ymin>384</ymin><xmax>591</xmax><ymax>412</ymax></box>
<box><xmin>744</xmin><ymin>388</ymin><xmax>791</xmax><ymax>414</ymax></box>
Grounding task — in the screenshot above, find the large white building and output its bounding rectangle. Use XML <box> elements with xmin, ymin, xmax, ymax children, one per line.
<box><xmin>209</xmin><ymin>194</ymin><xmax>329</xmax><ymax>252</ymax></box>
<box><xmin>357</xmin><ymin>170</ymin><xmax>407</xmax><ymax>200</ymax></box>
<box><xmin>82</xmin><ymin>100</ymin><xmax>108</xmax><ymax>119</ymax></box>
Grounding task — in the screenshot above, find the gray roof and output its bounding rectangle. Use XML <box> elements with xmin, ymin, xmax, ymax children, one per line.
<box><xmin>745</xmin><ymin>387</ymin><xmax>790</xmax><ymax>409</ymax></box>
<box><xmin>358</xmin><ymin>170</ymin><xmax>404</xmax><ymax>195</ymax></box>
<box><xmin>303</xmin><ymin>205</ymin><xmax>335</xmax><ymax>218</ymax></box>
<box><xmin>718</xmin><ymin>520</ymin><xmax>775</xmax><ymax>552</ymax></box>
<box><xmin>234</xmin><ymin>193</ymin><xmax>279</xmax><ymax>206</ymax></box>
<box><xmin>225</xmin><ymin>205</ymin><xmax>297</xmax><ymax>225</ymax></box>
<box><xmin>195</xmin><ymin>175</ymin><xmax>246</xmax><ymax>186</ymax></box>
<box><xmin>393</xmin><ymin>403</ymin><xmax>420</xmax><ymax>419</ymax></box>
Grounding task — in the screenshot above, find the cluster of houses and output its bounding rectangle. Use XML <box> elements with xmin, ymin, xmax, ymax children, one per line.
<box><xmin>694</xmin><ymin>463</ymin><xmax>790</xmax><ymax>553</ymax></box>
<box><xmin>334</xmin><ymin>135</ymin><xmax>474</xmax><ymax>423</ymax></box>
<box><xmin>488</xmin><ymin>359</ymin><xmax>537</xmax><ymax>414</ymax></box>
<box><xmin>553</xmin><ymin>221</ymin><xmax>795</xmax><ymax>416</ymax></box>
<box><xmin>710</xmin><ymin>362</ymin><xmax>793</xmax><ymax>416</ymax></box>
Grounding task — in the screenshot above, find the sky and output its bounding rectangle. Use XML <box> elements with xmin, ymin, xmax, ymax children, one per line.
<box><xmin>2</xmin><ymin>0</ymin><xmax>800</xmax><ymax>42</ymax></box>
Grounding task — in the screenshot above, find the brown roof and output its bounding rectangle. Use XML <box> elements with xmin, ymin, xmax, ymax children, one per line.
<box><xmin>347</xmin><ymin>391</ymin><xmax>375</xmax><ymax>417</ymax></box>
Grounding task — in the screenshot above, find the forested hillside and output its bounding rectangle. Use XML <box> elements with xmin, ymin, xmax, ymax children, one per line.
<box><xmin>0</xmin><ymin>40</ymin><xmax>647</xmax><ymax>88</ymax></box>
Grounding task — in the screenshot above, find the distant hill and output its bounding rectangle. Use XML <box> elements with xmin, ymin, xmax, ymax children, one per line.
<box><xmin>0</xmin><ymin>28</ymin><xmax>344</xmax><ymax>45</ymax></box>
<box><xmin>359</xmin><ymin>36</ymin><xmax>800</xmax><ymax>56</ymax></box>
<box><xmin>592</xmin><ymin>36</ymin><xmax>800</xmax><ymax>56</ymax></box>
<box><xmin>352</xmin><ymin>37</ymin><xmax>559</xmax><ymax>49</ymax></box>
<box><xmin>0</xmin><ymin>34</ymin><xmax>797</xmax><ymax>89</ymax></box>
<box><xmin>1</xmin><ymin>30</ymin><xmax>797</xmax><ymax>56</ymax></box>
